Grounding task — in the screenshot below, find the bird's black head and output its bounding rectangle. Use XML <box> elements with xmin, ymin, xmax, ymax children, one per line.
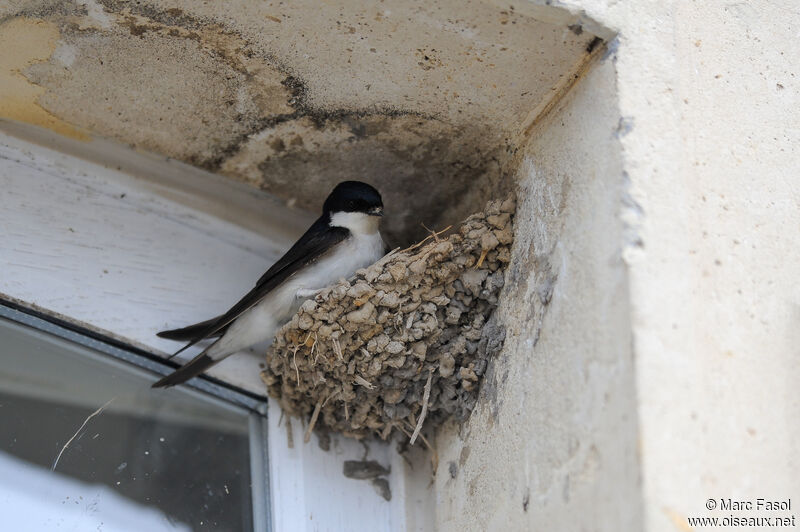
<box><xmin>323</xmin><ymin>181</ymin><xmax>383</xmax><ymax>217</ymax></box>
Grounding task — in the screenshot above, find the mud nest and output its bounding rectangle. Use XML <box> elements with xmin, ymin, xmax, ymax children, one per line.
<box><xmin>261</xmin><ymin>197</ymin><xmax>515</xmax><ymax>442</ymax></box>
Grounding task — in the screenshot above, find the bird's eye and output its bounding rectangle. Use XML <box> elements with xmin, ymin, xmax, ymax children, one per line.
<box><xmin>348</xmin><ymin>201</ymin><xmax>356</xmax><ymax>210</ymax></box>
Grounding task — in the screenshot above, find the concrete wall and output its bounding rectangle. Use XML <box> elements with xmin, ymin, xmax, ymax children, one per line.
<box><xmin>435</xmin><ymin>53</ymin><xmax>642</xmax><ymax>531</ymax></box>
<box><xmin>436</xmin><ymin>0</ymin><xmax>799</xmax><ymax>530</ymax></box>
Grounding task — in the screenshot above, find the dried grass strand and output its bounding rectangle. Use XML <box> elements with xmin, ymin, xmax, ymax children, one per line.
<box><xmin>304</xmin><ymin>395</ymin><xmax>325</xmax><ymax>443</ymax></box>
<box><xmin>410</xmin><ymin>370</ymin><xmax>433</xmax><ymax>445</ymax></box>
<box><xmin>400</xmin><ymin>225</ymin><xmax>452</xmax><ymax>254</ymax></box>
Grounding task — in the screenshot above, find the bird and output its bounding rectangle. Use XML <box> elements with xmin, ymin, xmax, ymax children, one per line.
<box><xmin>152</xmin><ymin>180</ymin><xmax>385</xmax><ymax>388</ymax></box>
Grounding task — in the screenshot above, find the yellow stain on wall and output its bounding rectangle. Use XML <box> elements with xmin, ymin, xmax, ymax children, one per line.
<box><xmin>0</xmin><ymin>18</ymin><xmax>88</xmax><ymax>140</ymax></box>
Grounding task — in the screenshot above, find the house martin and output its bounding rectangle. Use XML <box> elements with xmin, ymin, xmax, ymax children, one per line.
<box><xmin>153</xmin><ymin>180</ymin><xmax>385</xmax><ymax>388</ymax></box>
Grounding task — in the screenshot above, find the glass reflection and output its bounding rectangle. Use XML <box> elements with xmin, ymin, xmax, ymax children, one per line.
<box><xmin>0</xmin><ymin>317</ymin><xmax>255</xmax><ymax>531</ymax></box>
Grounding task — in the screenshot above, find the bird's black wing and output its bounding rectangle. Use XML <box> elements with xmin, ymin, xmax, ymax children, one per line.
<box><xmin>166</xmin><ymin>217</ymin><xmax>349</xmax><ymax>356</ymax></box>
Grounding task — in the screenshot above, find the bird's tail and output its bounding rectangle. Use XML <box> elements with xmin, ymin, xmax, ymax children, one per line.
<box><xmin>156</xmin><ymin>316</ymin><xmax>224</xmax><ymax>342</ymax></box>
<box><xmin>152</xmin><ymin>351</ymin><xmax>218</xmax><ymax>388</ymax></box>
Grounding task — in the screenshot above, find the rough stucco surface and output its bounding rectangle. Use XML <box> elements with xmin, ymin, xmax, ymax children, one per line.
<box><xmin>435</xmin><ymin>56</ymin><xmax>641</xmax><ymax>531</ymax></box>
<box><xmin>590</xmin><ymin>1</ymin><xmax>799</xmax><ymax>529</ymax></box>
<box><xmin>0</xmin><ymin>17</ymin><xmax>85</xmax><ymax>139</ymax></box>
<box><xmin>435</xmin><ymin>0</ymin><xmax>800</xmax><ymax>531</ymax></box>
<box><xmin>0</xmin><ymin>0</ymin><xmax>598</xmax><ymax>245</ymax></box>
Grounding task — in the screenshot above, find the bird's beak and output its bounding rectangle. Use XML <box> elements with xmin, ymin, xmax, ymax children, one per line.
<box><xmin>368</xmin><ymin>206</ymin><xmax>384</xmax><ymax>217</ymax></box>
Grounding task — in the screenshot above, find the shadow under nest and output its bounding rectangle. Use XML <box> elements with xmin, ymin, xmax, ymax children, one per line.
<box><xmin>261</xmin><ymin>196</ymin><xmax>515</xmax><ymax>445</ymax></box>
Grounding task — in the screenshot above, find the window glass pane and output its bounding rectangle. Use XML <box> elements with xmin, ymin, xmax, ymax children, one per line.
<box><xmin>0</xmin><ymin>316</ymin><xmax>258</xmax><ymax>531</ymax></box>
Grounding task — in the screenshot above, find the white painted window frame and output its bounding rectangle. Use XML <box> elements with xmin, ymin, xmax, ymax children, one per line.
<box><xmin>0</xmin><ymin>122</ymin><xmax>430</xmax><ymax>532</ymax></box>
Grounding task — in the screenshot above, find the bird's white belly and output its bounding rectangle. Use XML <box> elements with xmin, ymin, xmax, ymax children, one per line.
<box><xmin>208</xmin><ymin>297</ymin><xmax>281</xmax><ymax>359</ymax></box>
<box><xmin>288</xmin><ymin>231</ymin><xmax>385</xmax><ymax>292</ymax></box>
<box><xmin>209</xmin><ymin>231</ymin><xmax>384</xmax><ymax>359</ymax></box>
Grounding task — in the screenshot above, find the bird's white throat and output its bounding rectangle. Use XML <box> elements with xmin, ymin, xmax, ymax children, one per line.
<box><xmin>329</xmin><ymin>211</ymin><xmax>381</xmax><ymax>235</ymax></box>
